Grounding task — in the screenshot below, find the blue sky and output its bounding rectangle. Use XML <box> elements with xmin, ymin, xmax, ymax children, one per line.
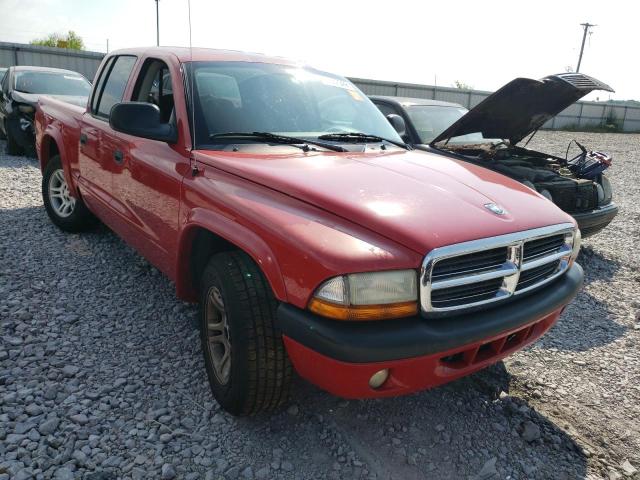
<box><xmin>0</xmin><ymin>0</ymin><xmax>637</xmax><ymax>100</ymax></box>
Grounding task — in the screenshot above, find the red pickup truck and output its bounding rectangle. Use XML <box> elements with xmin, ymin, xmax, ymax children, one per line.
<box><xmin>35</xmin><ymin>47</ymin><xmax>583</xmax><ymax>416</ymax></box>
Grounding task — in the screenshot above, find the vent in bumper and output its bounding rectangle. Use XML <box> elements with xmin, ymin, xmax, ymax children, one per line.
<box><xmin>421</xmin><ymin>224</ymin><xmax>575</xmax><ymax>314</ymax></box>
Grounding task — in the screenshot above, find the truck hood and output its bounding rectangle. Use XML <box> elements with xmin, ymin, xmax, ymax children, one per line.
<box><xmin>431</xmin><ymin>73</ymin><xmax>614</xmax><ymax>146</ymax></box>
<box><xmin>195</xmin><ymin>149</ymin><xmax>573</xmax><ymax>254</ymax></box>
<box><xmin>12</xmin><ymin>91</ymin><xmax>88</xmax><ymax>108</ymax></box>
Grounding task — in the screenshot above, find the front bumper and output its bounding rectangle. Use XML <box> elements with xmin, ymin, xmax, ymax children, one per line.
<box><xmin>573</xmin><ymin>203</ymin><xmax>618</xmax><ymax>237</ymax></box>
<box><xmin>277</xmin><ymin>263</ymin><xmax>583</xmax><ymax>398</ymax></box>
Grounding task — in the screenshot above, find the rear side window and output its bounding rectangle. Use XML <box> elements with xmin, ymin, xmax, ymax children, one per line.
<box><xmin>93</xmin><ymin>55</ymin><xmax>137</xmax><ymax>118</ymax></box>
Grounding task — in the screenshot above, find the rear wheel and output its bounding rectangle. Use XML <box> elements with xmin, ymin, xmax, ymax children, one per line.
<box><xmin>200</xmin><ymin>251</ymin><xmax>292</xmax><ymax>416</ymax></box>
<box><xmin>42</xmin><ymin>155</ymin><xmax>97</xmax><ymax>232</ymax></box>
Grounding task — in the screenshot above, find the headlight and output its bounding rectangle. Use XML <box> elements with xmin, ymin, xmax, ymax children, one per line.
<box><xmin>18</xmin><ymin>104</ymin><xmax>35</xmax><ymax>114</ymax></box>
<box><xmin>308</xmin><ymin>270</ymin><xmax>418</xmax><ymax>320</ymax></box>
<box><xmin>564</xmin><ymin>228</ymin><xmax>582</xmax><ymax>267</ymax></box>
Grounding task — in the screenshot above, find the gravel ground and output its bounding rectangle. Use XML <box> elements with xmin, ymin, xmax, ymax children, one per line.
<box><xmin>0</xmin><ymin>131</ymin><xmax>638</xmax><ymax>480</ymax></box>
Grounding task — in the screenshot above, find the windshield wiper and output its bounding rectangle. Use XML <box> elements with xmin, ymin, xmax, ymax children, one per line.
<box><xmin>317</xmin><ymin>132</ymin><xmax>409</xmax><ymax>150</ymax></box>
<box><xmin>209</xmin><ymin>132</ymin><xmax>347</xmax><ymax>152</ymax></box>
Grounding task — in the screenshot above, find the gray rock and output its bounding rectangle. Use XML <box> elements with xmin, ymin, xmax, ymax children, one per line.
<box><xmin>62</xmin><ymin>365</ymin><xmax>80</xmax><ymax>377</ymax></box>
<box><xmin>255</xmin><ymin>466</ymin><xmax>270</xmax><ymax>480</ymax></box>
<box><xmin>213</xmin><ymin>458</ymin><xmax>227</xmax><ymax>472</ymax></box>
<box><xmin>520</xmin><ymin>421</ymin><xmax>541</xmax><ymax>443</ymax></box>
<box><xmin>476</xmin><ymin>457</ymin><xmax>498</xmax><ymax>479</ymax></box>
<box><xmin>241</xmin><ymin>466</ymin><xmax>254</xmax><ymax>479</ymax></box>
<box><xmin>6</xmin><ymin>433</ymin><xmax>26</xmax><ymax>444</ymax></box>
<box><xmin>161</xmin><ymin>463</ymin><xmax>177</xmax><ymax>480</ymax></box>
<box><xmin>70</xmin><ymin>414</ymin><xmax>88</xmax><ymax>425</ymax></box>
<box><xmin>14</xmin><ymin>470</ymin><xmax>34</xmax><ymax>480</ymax></box>
<box><xmin>621</xmin><ymin>460</ymin><xmax>637</xmax><ymax>476</ymax></box>
<box><xmin>54</xmin><ymin>467</ymin><xmax>75</xmax><ymax>480</ymax></box>
<box><xmin>38</xmin><ymin>418</ymin><xmax>60</xmax><ymax>435</ymax></box>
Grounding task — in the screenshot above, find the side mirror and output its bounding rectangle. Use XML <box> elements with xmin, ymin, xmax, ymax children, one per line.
<box><xmin>386</xmin><ymin>113</ymin><xmax>406</xmax><ymax>138</ymax></box>
<box><xmin>109</xmin><ymin>102</ymin><xmax>177</xmax><ymax>143</ymax></box>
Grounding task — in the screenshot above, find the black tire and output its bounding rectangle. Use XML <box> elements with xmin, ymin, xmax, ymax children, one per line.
<box><xmin>200</xmin><ymin>251</ymin><xmax>292</xmax><ymax>416</ymax></box>
<box><xmin>6</xmin><ymin>125</ymin><xmax>23</xmax><ymax>156</ymax></box>
<box><xmin>42</xmin><ymin>155</ymin><xmax>97</xmax><ymax>232</ymax></box>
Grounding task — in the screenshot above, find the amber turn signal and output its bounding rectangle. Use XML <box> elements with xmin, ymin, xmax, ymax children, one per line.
<box><xmin>308</xmin><ymin>298</ymin><xmax>418</xmax><ymax>321</ymax></box>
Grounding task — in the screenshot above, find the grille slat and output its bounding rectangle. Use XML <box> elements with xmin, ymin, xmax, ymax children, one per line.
<box><xmin>523</xmin><ymin>234</ymin><xmax>565</xmax><ymax>260</ymax></box>
<box><xmin>421</xmin><ymin>225</ymin><xmax>575</xmax><ymax>313</ymax></box>
<box><xmin>516</xmin><ymin>260</ymin><xmax>561</xmax><ymax>291</ymax></box>
<box><xmin>432</xmin><ymin>247</ymin><xmax>508</xmax><ymax>280</ymax></box>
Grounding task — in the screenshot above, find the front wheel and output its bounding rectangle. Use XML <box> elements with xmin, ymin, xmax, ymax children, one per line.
<box><xmin>42</xmin><ymin>155</ymin><xmax>97</xmax><ymax>232</ymax></box>
<box><xmin>200</xmin><ymin>251</ymin><xmax>292</xmax><ymax>416</ymax></box>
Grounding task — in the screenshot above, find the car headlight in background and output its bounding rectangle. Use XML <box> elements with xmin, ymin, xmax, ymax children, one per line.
<box><xmin>308</xmin><ymin>269</ymin><xmax>418</xmax><ymax>320</ymax></box>
<box><xmin>564</xmin><ymin>228</ymin><xmax>582</xmax><ymax>267</ymax></box>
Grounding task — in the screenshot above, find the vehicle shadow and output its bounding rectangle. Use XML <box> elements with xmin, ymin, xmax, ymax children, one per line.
<box><xmin>535</xmin><ymin>245</ymin><xmax>626</xmax><ymax>353</ymax></box>
<box><xmin>242</xmin><ymin>364</ymin><xmax>589</xmax><ymax>480</ymax></box>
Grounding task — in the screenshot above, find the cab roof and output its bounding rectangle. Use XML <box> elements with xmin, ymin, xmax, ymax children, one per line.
<box><xmin>111</xmin><ymin>46</ymin><xmax>302</xmax><ymax>66</ymax></box>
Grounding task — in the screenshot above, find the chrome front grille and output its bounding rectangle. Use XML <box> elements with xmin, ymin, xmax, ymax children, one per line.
<box><xmin>420</xmin><ymin>224</ymin><xmax>576</xmax><ymax>314</ymax></box>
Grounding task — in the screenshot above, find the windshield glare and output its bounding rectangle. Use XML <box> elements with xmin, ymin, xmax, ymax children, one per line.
<box><xmin>190</xmin><ymin>61</ymin><xmax>402</xmax><ymax>148</ymax></box>
<box><xmin>407</xmin><ymin>105</ymin><xmax>488</xmax><ymax>144</ymax></box>
<box><xmin>14</xmin><ymin>71</ymin><xmax>91</xmax><ymax>96</ymax></box>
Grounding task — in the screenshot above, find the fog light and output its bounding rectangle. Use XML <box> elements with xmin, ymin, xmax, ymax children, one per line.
<box><xmin>368</xmin><ymin>369</ymin><xmax>389</xmax><ymax>389</ymax></box>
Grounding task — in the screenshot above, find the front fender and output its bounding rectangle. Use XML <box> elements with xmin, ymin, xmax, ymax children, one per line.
<box><xmin>175</xmin><ymin>207</ymin><xmax>287</xmax><ymax>303</ymax></box>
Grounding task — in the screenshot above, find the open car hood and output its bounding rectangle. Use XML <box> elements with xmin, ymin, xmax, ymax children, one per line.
<box><xmin>431</xmin><ymin>73</ymin><xmax>614</xmax><ymax>146</ymax></box>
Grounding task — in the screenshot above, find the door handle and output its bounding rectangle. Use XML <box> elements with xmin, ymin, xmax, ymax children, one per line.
<box><xmin>113</xmin><ymin>150</ymin><xmax>124</xmax><ymax>164</ymax></box>
<box><xmin>79</xmin><ymin>133</ymin><xmax>87</xmax><ymax>145</ymax></box>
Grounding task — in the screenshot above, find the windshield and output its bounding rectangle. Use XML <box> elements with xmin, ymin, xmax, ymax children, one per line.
<box><xmin>188</xmin><ymin>61</ymin><xmax>402</xmax><ymax>149</ymax></box>
<box><xmin>407</xmin><ymin>105</ymin><xmax>487</xmax><ymax>144</ymax></box>
<box><xmin>14</xmin><ymin>71</ymin><xmax>91</xmax><ymax>96</ymax></box>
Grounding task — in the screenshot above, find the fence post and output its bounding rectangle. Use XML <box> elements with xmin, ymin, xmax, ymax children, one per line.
<box><xmin>579</xmin><ymin>103</ymin><xmax>584</xmax><ymax>129</ymax></box>
<box><xmin>13</xmin><ymin>46</ymin><xmax>19</xmax><ymax>66</ymax></box>
<box><xmin>622</xmin><ymin>106</ymin><xmax>628</xmax><ymax>132</ymax></box>
<box><xmin>467</xmin><ymin>90</ymin><xmax>472</xmax><ymax>109</ymax></box>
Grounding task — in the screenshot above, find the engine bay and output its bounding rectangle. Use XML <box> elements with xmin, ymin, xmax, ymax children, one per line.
<box><xmin>440</xmin><ymin>142</ymin><xmax>613</xmax><ymax>214</ymax></box>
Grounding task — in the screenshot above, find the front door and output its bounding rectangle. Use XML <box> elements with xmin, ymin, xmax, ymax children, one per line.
<box><xmin>108</xmin><ymin>57</ymin><xmax>188</xmax><ymax>276</ymax></box>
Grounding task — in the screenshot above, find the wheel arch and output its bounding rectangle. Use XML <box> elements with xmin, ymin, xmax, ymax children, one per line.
<box><xmin>175</xmin><ymin>210</ymin><xmax>287</xmax><ymax>304</ymax></box>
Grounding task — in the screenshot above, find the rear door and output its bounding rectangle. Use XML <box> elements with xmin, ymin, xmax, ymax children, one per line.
<box><xmin>77</xmin><ymin>55</ymin><xmax>137</xmax><ymax>222</ymax></box>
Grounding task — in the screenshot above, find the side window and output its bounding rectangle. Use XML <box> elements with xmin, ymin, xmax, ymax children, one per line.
<box><xmin>132</xmin><ymin>59</ymin><xmax>175</xmax><ymax>123</ymax></box>
<box><xmin>90</xmin><ymin>57</ymin><xmax>114</xmax><ymax>114</ymax></box>
<box><xmin>94</xmin><ymin>55</ymin><xmax>137</xmax><ymax>118</ymax></box>
<box><xmin>374</xmin><ymin>102</ymin><xmax>398</xmax><ymax>117</ymax></box>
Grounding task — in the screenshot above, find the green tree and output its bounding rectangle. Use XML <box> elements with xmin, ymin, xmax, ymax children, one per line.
<box><xmin>453</xmin><ymin>80</ymin><xmax>473</xmax><ymax>90</ymax></box>
<box><xmin>30</xmin><ymin>31</ymin><xmax>85</xmax><ymax>50</ymax></box>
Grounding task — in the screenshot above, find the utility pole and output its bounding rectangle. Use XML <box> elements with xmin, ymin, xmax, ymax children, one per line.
<box><xmin>576</xmin><ymin>22</ymin><xmax>595</xmax><ymax>72</ymax></box>
<box><xmin>155</xmin><ymin>0</ymin><xmax>160</xmax><ymax>46</ymax></box>
<box><xmin>106</xmin><ymin>39</ymin><xmax>109</xmax><ymax>53</ymax></box>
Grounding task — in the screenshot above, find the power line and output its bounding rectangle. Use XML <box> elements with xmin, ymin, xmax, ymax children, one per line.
<box><xmin>576</xmin><ymin>22</ymin><xmax>596</xmax><ymax>73</ymax></box>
